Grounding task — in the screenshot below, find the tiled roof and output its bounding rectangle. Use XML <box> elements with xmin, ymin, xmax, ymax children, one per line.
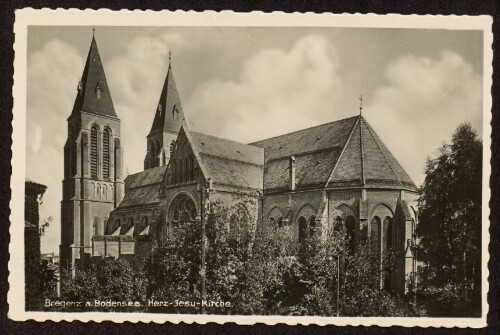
<box><xmin>190</xmin><ymin>131</ymin><xmax>264</xmax><ymax>166</ymax></box>
<box><xmin>200</xmin><ymin>154</ymin><xmax>263</xmax><ymax>190</ymax></box>
<box><xmin>71</xmin><ymin>37</ymin><xmax>116</xmax><ymax>118</ymax></box>
<box><xmin>264</xmin><ymin>148</ymin><xmax>342</xmax><ymax>191</ymax></box>
<box><xmin>115</xmin><ymin>165</ymin><xmax>167</xmax><ymax>209</ymax></box>
<box><xmin>251</xmin><ymin>116</ymin><xmax>417</xmax><ymax>191</ymax></box>
<box><xmin>188</xmin><ymin>130</ymin><xmax>264</xmax><ymax>190</ymax></box>
<box><xmin>125</xmin><ymin>165</ymin><xmax>167</xmax><ymax>189</ymax></box>
<box><xmin>251</xmin><ymin>116</ymin><xmax>357</xmax><ymax>162</ymax></box>
<box><xmin>149</xmin><ymin>63</ymin><xmax>186</xmax><ymax>134</ymax></box>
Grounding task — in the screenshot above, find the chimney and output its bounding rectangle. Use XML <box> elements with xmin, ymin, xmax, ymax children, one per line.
<box><xmin>289</xmin><ymin>156</ymin><xmax>296</xmax><ymax>191</ymax></box>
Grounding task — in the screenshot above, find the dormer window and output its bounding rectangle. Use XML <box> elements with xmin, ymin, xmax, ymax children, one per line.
<box><xmin>77</xmin><ymin>80</ymin><xmax>83</xmax><ymax>95</ymax></box>
<box><xmin>172</xmin><ymin>104</ymin><xmax>179</xmax><ymax>120</ymax></box>
<box><xmin>95</xmin><ymin>82</ymin><xmax>102</xmax><ymax>99</ymax></box>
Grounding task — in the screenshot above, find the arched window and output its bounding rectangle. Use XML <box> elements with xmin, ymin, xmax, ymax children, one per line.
<box><xmin>298</xmin><ymin>216</ymin><xmax>308</xmax><ymax>243</ymax></box>
<box><xmin>150</xmin><ymin>142</ymin><xmax>156</xmax><ymax>168</ymax></box>
<box><xmin>162</xmin><ymin>151</ymin><xmax>166</xmax><ymax>165</ymax></box>
<box><xmin>184</xmin><ymin>158</ymin><xmax>189</xmax><ymax>182</ymax></box>
<box><xmin>92</xmin><ymin>217</ymin><xmax>100</xmax><ymax>236</ymax></box>
<box><xmin>90</xmin><ymin>125</ymin><xmax>99</xmax><ymax>177</ymax></box>
<box><xmin>189</xmin><ymin>156</ymin><xmax>194</xmax><ymax>180</ymax></box>
<box><xmin>371</xmin><ymin>216</ymin><xmax>381</xmax><ymax>252</ymax></box>
<box><xmin>179</xmin><ymin>160</ymin><xmax>184</xmax><ymax>183</ymax></box>
<box><xmin>309</xmin><ymin>216</ymin><xmax>316</xmax><ymax>237</ymax></box>
<box><xmin>170</xmin><ymin>194</ymin><xmax>197</xmax><ymax>228</ymax></box>
<box><xmin>156</xmin><ymin>141</ymin><xmax>161</xmax><ymax>166</ymax></box>
<box><xmin>346</xmin><ymin>216</ymin><xmax>356</xmax><ymax>254</ymax></box>
<box><xmin>96</xmin><ymin>184</ymin><xmax>101</xmax><ymax>200</ymax></box>
<box><xmin>229</xmin><ymin>214</ymin><xmax>239</xmax><ymax>240</ymax></box>
<box><xmin>122</xmin><ymin>217</ymin><xmax>134</xmax><ymax>235</ymax></box>
<box><xmin>102</xmin><ymin>185</ymin><xmax>107</xmax><ymax>200</ymax></box>
<box><xmin>269</xmin><ymin>217</ymin><xmax>276</xmax><ymax>226</ymax></box>
<box><xmin>109</xmin><ymin>218</ymin><xmax>120</xmax><ymax>234</ymax></box>
<box><xmin>384</xmin><ymin>216</ymin><xmax>393</xmax><ymax>252</ymax></box>
<box><xmin>103</xmin><ymin>128</ymin><xmax>111</xmax><ymax>179</ymax></box>
<box><xmin>136</xmin><ymin>216</ymin><xmax>149</xmax><ymax>237</ymax></box>
<box><xmin>103</xmin><ymin>218</ymin><xmax>108</xmax><ymax>235</ymax></box>
<box><xmin>172</xmin><ymin>160</ymin><xmax>177</xmax><ymax>184</ymax></box>
<box><xmin>277</xmin><ymin>217</ymin><xmax>283</xmax><ymax>228</ymax></box>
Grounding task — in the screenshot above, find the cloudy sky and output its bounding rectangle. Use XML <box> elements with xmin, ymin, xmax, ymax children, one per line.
<box><xmin>26</xmin><ymin>26</ymin><xmax>484</xmax><ymax>253</ymax></box>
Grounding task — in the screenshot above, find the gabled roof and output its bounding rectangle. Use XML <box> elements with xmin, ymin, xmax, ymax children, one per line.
<box><xmin>148</xmin><ymin>62</ymin><xmax>186</xmax><ymax>135</ymax></box>
<box><xmin>113</xmin><ymin>165</ymin><xmax>167</xmax><ymax>209</ymax></box>
<box><xmin>251</xmin><ymin>115</ymin><xmax>417</xmax><ymax>192</ymax></box>
<box><xmin>71</xmin><ymin>36</ymin><xmax>116</xmax><ymax>118</ymax></box>
<box><xmin>185</xmin><ymin>128</ymin><xmax>264</xmax><ymax>190</ymax></box>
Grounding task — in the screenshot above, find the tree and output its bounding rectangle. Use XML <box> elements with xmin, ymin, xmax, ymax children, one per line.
<box><xmin>294</xmin><ymin>224</ymin><xmax>415</xmax><ymax>316</ymax></box>
<box><xmin>144</xmin><ymin>221</ymin><xmax>202</xmax><ymax>313</ymax></box>
<box><xmin>416</xmin><ymin>123</ymin><xmax>482</xmax><ymax>316</ymax></box>
<box><xmin>60</xmin><ymin>258</ymin><xmax>146</xmax><ymax>312</ymax></box>
<box><xmin>144</xmin><ymin>200</ymin><xmax>297</xmax><ymax>315</ymax></box>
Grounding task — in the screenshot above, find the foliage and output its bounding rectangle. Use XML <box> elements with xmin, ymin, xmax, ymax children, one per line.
<box><xmin>144</xmin><ymin>198</ymin><xmax>413</xmax><ymax>316</ymax></box>
<box><xmin>40</xmin><ymin>260</ymin><xmax>57</xmax><ymax>297</ymax></box>
<box><xmin>416</xmin><ymin>123</ymin><xmax>482</xmax><ymax>316</ymax></box>
<box><xmin>144</xmin><ymin>220</ymin><xmax>202</xmax><ymax>313</ymax></box>
<box><xmin>60</xmin><ymin>257</ymin><xmax>146</xmax><ymax>311</ymax></box>
<box><xmin>294</xmin><ymin>225</ymin><xmax>414</xmax><ymax>316</ymax></box>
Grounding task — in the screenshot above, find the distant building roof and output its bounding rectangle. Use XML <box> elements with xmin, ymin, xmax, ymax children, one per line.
<box><xmin>251</xmin><ymin>115</ymin><xmax>417</xmax><ymax>192</ymax></box>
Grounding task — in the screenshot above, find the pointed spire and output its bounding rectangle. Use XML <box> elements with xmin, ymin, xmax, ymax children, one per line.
<box><xmin>71</xmin><ymin>32</ymin><xmax>117</xmax><ymax>118</ymax></box>
<box><xmin>148</xmin><ymin>55</ymin><xmax>186</xmax><ymax>135</ymax></box>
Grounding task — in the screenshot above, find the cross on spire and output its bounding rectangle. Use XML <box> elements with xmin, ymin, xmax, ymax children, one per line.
<box><xmin>92</xmin><ymin>26</ymin><xmax>95</xmax><ymax>37</ymax></box>
<box><xmin>169</xmin><ymin>51</ymin><xmax>172</xmax><ymax>63</ymax></box>
<box><xmin>359</xmin><ymin>94</ymin><xmax>364</xmax><ymax>115</ymax></box>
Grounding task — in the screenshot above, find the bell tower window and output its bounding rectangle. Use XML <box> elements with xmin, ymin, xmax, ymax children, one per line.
<box><xmin>103</xmin><ymin>128</ymin><xmax>110</xmax><ymax>179</ymax></box>
<box><xmin>90</xmin><ymin>125</ymin><xmax>99</xmax><ymax>177</ymax></box>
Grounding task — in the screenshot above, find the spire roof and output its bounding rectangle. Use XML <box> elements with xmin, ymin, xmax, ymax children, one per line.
<box><xmin>149</xmin><ymin>60</ymin><xmax>186</xmax><ymax>135</ymax></box>
<box><xmin>71</xmin><ymin>36</ymin><xmax>117</xmax><ymax>118</ymax></box>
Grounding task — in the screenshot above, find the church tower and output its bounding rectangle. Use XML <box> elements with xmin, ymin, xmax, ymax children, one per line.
<box><xmin>144</xmin><ymin>54</ymin><xmax>186</xmax><ymax>170</ymax></box>
<box><xmin>60</xmin><ymin>33</ymin><xmax>124</xmax><ymax>275</ymax></box>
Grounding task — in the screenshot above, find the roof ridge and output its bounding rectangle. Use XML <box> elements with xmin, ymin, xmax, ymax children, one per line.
<box><xmin>191</xmin><ymin>130</ymin><xmax>264</xmax><ymax>151</ymax></box>
<box><xmin>324</xmin><ymin>115</ymin><xmax>361</xmax><ymax>187</ymax></box>
<box><xmin>249</xmin><ymin>115</ymin><xmax>359</xmax><ymax>145</ymax></box>
<box><xmin>362</xmin><ymin>117</ymin><xmax>401</xmax><ymax>185</ymax></box>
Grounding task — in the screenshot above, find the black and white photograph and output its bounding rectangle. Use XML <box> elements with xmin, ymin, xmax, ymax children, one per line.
<box><xmin>9</xmin><ymin>10</ymin><xmax>492</xmax><ymax>327</ymax></box>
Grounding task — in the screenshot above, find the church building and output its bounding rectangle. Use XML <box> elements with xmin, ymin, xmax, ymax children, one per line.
<box><xmin>61</xmin><ymin>35</ymin><xmax>419</xmax><ymax>294</ymax></box>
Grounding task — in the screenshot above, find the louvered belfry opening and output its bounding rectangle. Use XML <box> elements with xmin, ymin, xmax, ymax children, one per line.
<box><xmin>90</xmin><ymin>125</ymin><xmax>98</xmax><ymax>177</ymax></box>
<box><xmin>103</xmin><ymin>128</ymin><xmax>110</xmax><ymax>179</ymax></box>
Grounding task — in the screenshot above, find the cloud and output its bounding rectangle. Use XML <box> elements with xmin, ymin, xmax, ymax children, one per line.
<box><xmin>185</xmin><ymin>34</ymin><xmax>344</xmax><ymax>143</ymax></box>
<box><xmin>26</xmin><ymin>39</ymin><xmax>85</xmax><ymax>253</ymax></box>
<box><xmin>366</xmin><ymin>50</ymin><xmax>482</xmax><ymax>186</ymax></box>
<box><xmin>105</xmin><ymin>36</ymin><xmax>172</xmax><ymax>175</ymax></box>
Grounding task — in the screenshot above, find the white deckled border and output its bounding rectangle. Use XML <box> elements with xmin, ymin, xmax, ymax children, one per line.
<box><xmin>9</xmin><ymin>8</ymin><xmax>493</xmax><ymax>327</ymax></box>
